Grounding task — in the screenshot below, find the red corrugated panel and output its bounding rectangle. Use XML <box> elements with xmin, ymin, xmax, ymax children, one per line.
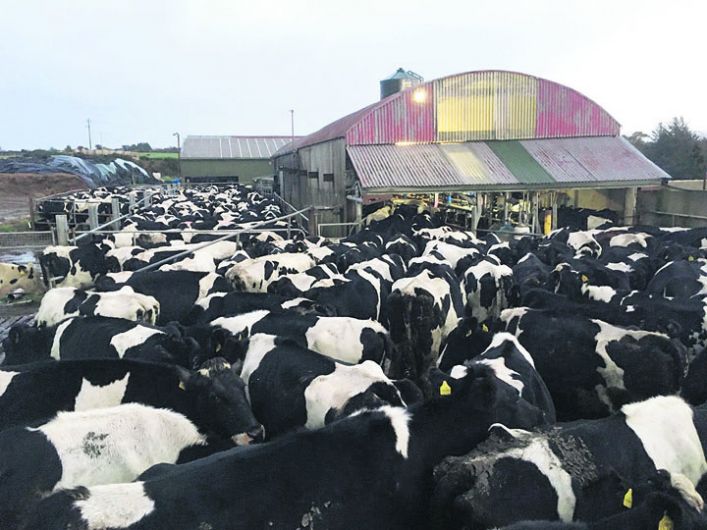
<box><xmin>557</xmin><ymin>136</ymin><xmax>670</xmax><ymax>181</ymax></box>
<box><xmin>520</xmin><ymin>139</ymin><xmax>597</xmax><ymax>182</ymax></box>
<box><xmin>536</xmin><ymin>79</ymin><xmax>620</xmax><ymax>137</ymax></box>
<box><xmin>347</xmin><ymin>84</ymin><xmax>435</xmax><ymax>144</ymax></box>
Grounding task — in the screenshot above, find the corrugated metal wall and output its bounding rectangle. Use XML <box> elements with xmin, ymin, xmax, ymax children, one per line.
<box><xmin>276</xmin><ymin>140</ymin><xmax>347</xmax><ymax>219</ymax></box>
<box><xmin>345</xmin><ymin>70</ymin><xmax>620</xmax><ymax>146</ymax></box>
<box><xmin>347</xmin><ymin>86</ymin><xmax>436</xmax><ymax>144</ymax></box>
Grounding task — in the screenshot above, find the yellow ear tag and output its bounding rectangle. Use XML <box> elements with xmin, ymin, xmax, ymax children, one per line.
<box><xmin>689</xmin><ymin>256</ymin><xmax>695</xmax><ymax>262</ymax></box>
<box><xmin>482</xmin><ymin>323</ymin><xmax>489</xmax><ymax>333</ymax></box>
<box><xmin>439</xmin><ymin>381</ymin><xmax>452</xmax><ymax>396</ymax></box>
<box><xmin>179</xmin><ymin>381</ymin><xmax>186</xmax><ymax>391</ymax></box>
<box><xmin>658</xmin><ymin>514</ymin><xmax>673</xmax><ymax>530</ymax></box>
<box><xmin>215</xmin><ymin>343</ymin><xmax>222</xmax><ymax>353</ymax></box>
<box><xmin>622</xmin><ymin>488</ymin><xmax>633</xmax><ymax>509</ymax></box>
<box><xmin>581</xmin><ymin>274</ymin><xmax>589</xmax><ymax>283</ymax></box>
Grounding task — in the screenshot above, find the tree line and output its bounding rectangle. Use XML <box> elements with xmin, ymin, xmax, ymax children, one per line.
<box><xmin>626</xmin><ymin>117</ymin><xmax>707</xmax><ymax>180</ymax></box>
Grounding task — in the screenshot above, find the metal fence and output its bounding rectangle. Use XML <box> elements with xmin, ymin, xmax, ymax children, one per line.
<box><xmin>273</xmin><ymin>193</ymin><xmax>310</xmax><ymax>233</ymax></box>
<box><xmin>0</xmin><ymin>231</ymin><xmax>55</xmax><ymax>250</ymax></box>
<box><xmin>651</xmin><ymin>210</ymin><xmax>707</xmax><ymax>228</ymax></box>
<box><xmin>317</xmin><ymin>222</ymin><xmax>361</xmax><ymax>239</ymax></box>
<box><xmin>134</xmin><ymin>207</ymin><xmax>312</xmax><ymax>272</ymax></box>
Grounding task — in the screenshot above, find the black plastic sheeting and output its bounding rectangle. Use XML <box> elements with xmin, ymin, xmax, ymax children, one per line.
<box><xmin>0</xmin><ymin>156</ymin><xmax>156</xmax><ymax>188</ymax></box>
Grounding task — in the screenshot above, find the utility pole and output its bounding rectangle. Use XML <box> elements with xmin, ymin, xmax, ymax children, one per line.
<box><xmin>289</xmin><ymin>109</ymin><xmax>295</xmax><ymax>144</ymax></box>
<box><xmin>86</xmin><ymin>119</ymin><xmax>93</xmax><ymax>150</ymax></box>
<box><xmin>173</xmin><ymin>132</ymin><xmax>181</xmax><ymax>182</ymax></box>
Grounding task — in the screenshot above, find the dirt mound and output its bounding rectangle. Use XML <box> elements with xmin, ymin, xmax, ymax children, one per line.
<box><xmin>0</xmin><ymin>173</ymin><xmax>87</xmax><ymax>198</ymax></box>
<box><xmin>0</xmin><ymin>173</ymin><xmax>87</xmax><ymax>222</ymax></box>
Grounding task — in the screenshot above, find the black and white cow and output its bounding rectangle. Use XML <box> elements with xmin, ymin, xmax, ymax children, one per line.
<box><xmin>185</xmin><ymin>290</ymin><xmax>332</xmax><ymax>324</ymax></box>
<box><xmin>648</xmin><ymin>259</ymin><xmax>707</xmax><ymax>299</ymax></box>
<box><xmin>497</xmin><ymin>492</ymin><xmax>704</xmax><ymax>530</ymax></box>
<box><xmin>36</xmin><ymin>286</ymin><xmax>160</xmax><ymax>327</ymax></box>
<box><xmin>511</xmin><ymin>252</ymin><xmax>552</xmax><ymax>303</ymax></box>
<box><xmin>266</xmin><ymin>263</ymin><xmax>340</xmax><ymax>297</ymax></box>
<box><xmin>211</xmin><ymin>311</ymin><xmax>393</xmax><ymax>365</ymax></box>
<box><xmin>388</xmin><ymin>263</ymin><xmax>466</xmax><ymax>379</ymax></box>
<box><xmin>225</xmin><ymin>253</ymin><xmax>316</xmax><ymax>292</ymax></box>
<box><xmin>421</xmin><ymin>240</ymin><xmax>481</xmax><ymax>271</ymax></box>
<box><xmin>346</xmin><ymin>254</ymin><xmax>407</xmax><ymax>283</ymax></box>
<box><xmin>2</xmin><ymin>317</ymin><xmax>200</xmax><ymax>367</ymax></box>
<box><xmin>385</xmin><ymin>234</ymin><xmax>420</xmax><ymax>262</ymax></box>
<box><xmin>501</xmin><ymin>308</ymin><xmax>688</xmax><ymax>420</ymax></box>
<box><xmin>39</xmin><ymin>244</ymin><xmax>109</xmax><ymax>288</ymax></box>
<box><xmin>24</xmin><ymin>365</ymin><xmax>546</xmax><ymax>530</ymax></box>
<box><xmin>229</xmin><ymin>334</ymin><xmax>412</xmax><ymax>437</ymax></box>
<box><xmin>0</xmin><ymin>358</ymin><xmax>261</xmax><ymax>438</ymax></box>
<box><xmin>431</xmin><ymin>395</ymin><xmax>707</xmax><ymax>529</ymax></box>
<box><xmin>94</xmin><ymin>270</ymin><xmax>229</xmax><ymax>324</ymax></box>
<box><xmin>437</xmin><ymin>316</ymin><xmax>496</xmax><ymax>371</ymax></box>
<box><xmin>435</xmin><ymin>332</ymin><xmax>556</xmax><ymax>423</ymax></box>
<box><xmin>462</xmin><ymin>257</ymin><xmax>514</xmax><ymax>322</ymax></box>
<box><xmin>0</xmin><ymin>402</ymin><xmax>257</xmax><ymax>527</ymax></box>
<box><xmin>305</xmin><ymin>267</ymin><xmax>387</xmax><ymax>321</ymax></box>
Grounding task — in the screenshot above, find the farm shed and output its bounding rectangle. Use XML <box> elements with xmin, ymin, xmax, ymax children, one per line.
<box><xmin>272</xmin><ymin>70</ymin><xmax>671</xmax><ymax>234</ymax></box>
<box><xmin>181</xmin><ymin>135</ymin><xmax>295</xmax><ymax>185</ymax></box>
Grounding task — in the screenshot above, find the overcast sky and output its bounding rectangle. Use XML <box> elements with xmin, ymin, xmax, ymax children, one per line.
<box><xmin>1</xmin><ymin>0</ymin><xmax>705</xmax><ymax>150</ymax></box>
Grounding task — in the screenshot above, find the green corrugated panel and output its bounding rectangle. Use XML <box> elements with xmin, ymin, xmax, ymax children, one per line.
<box><xmin>486</xmin><ymin>141</ymin><xmax>556</xmax><ymax>185</ymax></box>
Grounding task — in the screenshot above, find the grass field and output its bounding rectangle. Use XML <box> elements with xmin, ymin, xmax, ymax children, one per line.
<box><xmin>141</xmin><ymin>152</ymin><xmax>179</xmax><ymax>159</ymax></box>
<box><xmin>0</xmin><ymin>218</ymin><xmax>31</xmax><ymax>232</ymax></box>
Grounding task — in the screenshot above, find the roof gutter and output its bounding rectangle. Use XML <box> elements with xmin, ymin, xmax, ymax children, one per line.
<box><xmin>361</xmin><ymin>179</ymin><xmax>668</xmax><ymax>195</ymax></box>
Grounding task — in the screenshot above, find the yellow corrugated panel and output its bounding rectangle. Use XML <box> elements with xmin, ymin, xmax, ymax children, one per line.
<box><xmin>435</xmin><ymin>71</ymin><xmax>538</xmax><ymax>142</ymax></box>
<box><xmin>436</xmin><ymin>72</ymin><xmax>496</xmax><ymax>141</ymax></box>
<box><xmin>441</xmin><ymin>143</ymin><xmax>488</xmax><ymax>184</ymax></box>
<box><xmin>495</xmin><ymin>72</ymin><xmax>537</xmax><ymax>140</ymax></box>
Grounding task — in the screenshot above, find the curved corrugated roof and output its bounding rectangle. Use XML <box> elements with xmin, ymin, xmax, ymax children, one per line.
<box><xmin>274</xmin><ymin>70</ymin><xmax>621</xmax><ymax>156</ymax></box>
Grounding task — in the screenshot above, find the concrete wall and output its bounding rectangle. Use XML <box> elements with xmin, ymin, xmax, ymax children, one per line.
<box><xmin>569</xmin><ymin>188</ymin><xmax>626</xmax><ymax>213</ymax></box>
<box><xmin>638</xmin><ymin>185</ymin><xmax>707</xmax><ymax>228</ymax></box>
<box><xmin>181</xmin><ymin>159</ymin><xmax>275</xmax><ymax>185</ymax></box>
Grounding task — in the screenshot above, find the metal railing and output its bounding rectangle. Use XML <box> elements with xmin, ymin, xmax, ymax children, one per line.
<box><xmin>273</xmin><ymin>193</ymin><xmax>310</xmax><ymax>232</ymax></box>
<box><xmin>0</xmin><ymin>231</ymin><xmax>55</xmax><ymax>250</ymax></box>
<box><xmin>70</xmin><ymin>191</ymin><xmax>157</xmax><ymax>244</ymax></box>
<box><xmin>135</xmin><ymin>207</ymin><xmax>311</xmax><ymax>272</ymax></box>
<box><xmin>317</xmin><ymin>221</ymin><xmax>361</xmax><ymax>238</ymax></box>
<box><xmin>651</xmin><ymin>210</ymin><xmax>707</xmax><ymax>224</ymax></box>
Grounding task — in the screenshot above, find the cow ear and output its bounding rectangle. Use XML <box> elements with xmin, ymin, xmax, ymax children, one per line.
<box><xmin>392</xmin><ymin>379</ymin><xmax>424</xmax><ymax>407</ymax></box>
<box><xmin>174</xmin><ymin>365</ymin><xmax>193</xmax><ymax>390</ymax></box>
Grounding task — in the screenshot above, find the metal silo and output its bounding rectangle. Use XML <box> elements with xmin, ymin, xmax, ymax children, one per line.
<box><xmin>380</xmin><ymin>68</ymin><xmax>424</xmax><ymax>100</ymax></box>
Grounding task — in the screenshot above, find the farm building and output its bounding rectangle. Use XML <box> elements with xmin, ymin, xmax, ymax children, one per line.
<box><xmin>181</xmin><ymin>135</ymin><xmax>296</xmax><ymax>185</ymax></box>
<box><xmin>272</xmin><ymin>70</ymin><xmax>671</xmax><ymax>235</ymax></box>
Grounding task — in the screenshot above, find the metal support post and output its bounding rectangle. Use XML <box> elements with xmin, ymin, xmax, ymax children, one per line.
<box><xmin>111</xmin><ymin>198</ymin><xmax>121</xmax><ymax>229</ymax></box>
<box><xmin>88</xmin><ymin>204</ymin><xmax>99</xmax><ymax>230</ymax></box>
<box><xmin>56</xmin><ymin>215</ymin><xmax>69</xmax><ymax>245</ymax></box>
<box><xmin>552</xmin><ymin>194</ymin><xmax>558</xmax><ymax>231</ymax></box>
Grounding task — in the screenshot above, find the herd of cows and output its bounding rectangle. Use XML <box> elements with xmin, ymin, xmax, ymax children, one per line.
<box><xmin>3</xmin><ymin>184</ymin><xmax>707</xmax><ymax>528</ymax></box>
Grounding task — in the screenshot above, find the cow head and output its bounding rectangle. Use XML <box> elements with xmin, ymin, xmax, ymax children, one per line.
<box><xmin>39</xmin><ymin>251</ymin><xmax>71</xmax><ymax>287</ymax></box>
<box><xmin>424</xmin><ymin>365</ymin><xmax>547</xmax><ymax>455</ymax></box>
<box><xmin>2</xmin><ymin>324</ymin><xmax>54</xmax><ymax>365</ymax></box>
<box><xmin>175</xmin><ymin>358</ymin><xmax>263</xmax><ymax>445</ymax></box>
